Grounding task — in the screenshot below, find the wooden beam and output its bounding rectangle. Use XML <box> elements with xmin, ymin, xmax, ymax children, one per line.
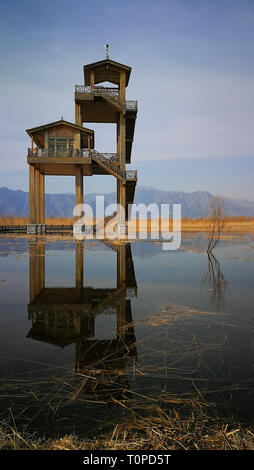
<box><xmin>119</xmin><ymin>71</ymin><xmax>126</xmax><ymax>102</ymax></box>
<box><xmin>29</xmin><ymin>165</ymin><xmax>35</xmax><ymax>224</ymax></box>
<box><xmin>119</xmin><ymin>113</ymin><xmax>126</xmax><ymax>166</ymax></box>
<box><xmin>117</xmin><ymin>179</ymin><xmax>126</xmax><ymax>227</ymax></box>
<box><xmin>90</xmin><ymin>71</ymin><xmax>95</xmax><ymax>91</ymax></box>
<box><xmin>39</xmin><ymin>172</ymin><xmax>45</xmax><ymax>224</ymax></box>
<box><xmin>75</xmin><ymin>166</ymin><xmax>83</xmax><ymax>208</ymax></box>
<box><xmin>75</xmin><ymin>103</ymin><xmax>82</xmax><ymax>127</ymax></box>
<box><xmin>35</xmin><ymin>169</ymin><xmax>40</xmax><ymax>224</ymax></box>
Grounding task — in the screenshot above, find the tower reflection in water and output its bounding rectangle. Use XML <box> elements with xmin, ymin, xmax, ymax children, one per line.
<box><xmin>27</xmin><ymin>241</ymin><xmax>137</xmax><ymax>400</ymax></box>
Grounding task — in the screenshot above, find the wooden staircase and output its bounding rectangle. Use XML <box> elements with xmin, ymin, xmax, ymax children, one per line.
<box><xmin>91</xmin><ymin>150</ymin><xmax>124</xmax><ymax>180</ymax></box>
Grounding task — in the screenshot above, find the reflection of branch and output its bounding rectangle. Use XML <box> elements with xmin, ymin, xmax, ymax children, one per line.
<box><xmin>202</xmin><ymin>252</ymin><xmax>227</xmax><ymax>309</ymax></box>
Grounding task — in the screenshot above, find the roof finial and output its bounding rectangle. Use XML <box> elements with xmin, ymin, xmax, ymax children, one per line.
<box><xmin>104</xmin><ymin>43</ymin><xmax>109</xmax><ymax>59</ymax></box>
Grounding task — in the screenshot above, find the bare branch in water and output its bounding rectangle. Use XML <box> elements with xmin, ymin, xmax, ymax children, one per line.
<box><xmin>207</xmin><ymin>196</ymin><xmax>226</xmax><ymax>253</ymax></box>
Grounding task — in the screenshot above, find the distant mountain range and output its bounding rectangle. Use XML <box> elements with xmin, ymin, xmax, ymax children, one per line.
<box><xmin>0</xmin><ymin>186</ymin><xmax>254</xmax><ymax>218</ymax></box>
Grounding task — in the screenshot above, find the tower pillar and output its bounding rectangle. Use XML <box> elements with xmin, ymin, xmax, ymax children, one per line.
<box><xmin>117</xmin><ymin>109</ymin><xmax>127</xmax><ymax>232</ymax></box>
<box><xmin>35</xmin><ymin>169</ymin><xmax>40</xmax><ymax>224</ymax></box>
<box><xmin>75</xmin><ymin>166</ymin><xmax>83</xmax><ymax>208</ymax></box>
<box><xmin>39</xmin><ymin>172</ymin><xmax>45</xmax><ymax>224</ymax></box>
<box><xmin>29</xmin><ymin>164</ymin><xmax>35</xmax><ymax>224</ymax></box>
<box><xmin>75</xmin><ymin>103</ymin><xmax>82</xmax><ymax>126</ymax></box>
<box><xmin>28</xmin><ymin>166</ymin><xmax>46</xmax><ymax>234</ymax></box>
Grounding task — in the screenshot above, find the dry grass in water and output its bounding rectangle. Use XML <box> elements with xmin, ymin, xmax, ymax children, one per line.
<box><xmin>0</xmin><ymin>303</ymin><xmax>253</xmax><ymax>450</ymax></box>
<box><xmin>0</xmin><ymin>409</ymin><xmax>254</xmax><ymax>450</ymax></box>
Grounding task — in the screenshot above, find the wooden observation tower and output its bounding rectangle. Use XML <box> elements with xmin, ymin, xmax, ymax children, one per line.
<box><xmin>26</xmin><ymin>47</ymin><xmax>138</xmax><ymax>234</ymax></box>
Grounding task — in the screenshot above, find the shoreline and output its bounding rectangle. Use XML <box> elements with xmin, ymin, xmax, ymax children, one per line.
<box><xmin>0</xmin><ymin>216</ymin><xmax>254</xmax><ymax>236</ymax></box>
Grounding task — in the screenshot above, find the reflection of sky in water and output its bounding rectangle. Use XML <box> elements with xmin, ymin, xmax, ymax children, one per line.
<box><xmin>0</xmin><ymin>234</ymin><xmax>254</xmax><ymax>433</ymax></box>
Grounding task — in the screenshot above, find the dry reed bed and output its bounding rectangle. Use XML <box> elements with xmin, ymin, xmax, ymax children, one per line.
<box><xmin>1</xmin><ymin>216</ymin><xmax>254</xmax><ymax>232</ymax></box>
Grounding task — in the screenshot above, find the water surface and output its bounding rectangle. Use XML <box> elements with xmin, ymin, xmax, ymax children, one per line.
<box><xmin>0</xmin><ymin>233</ymin><xmax>254</xmax><ymax>435</ymax></box>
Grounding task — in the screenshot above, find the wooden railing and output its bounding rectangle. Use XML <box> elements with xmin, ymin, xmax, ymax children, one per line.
<box><xmin>91</xmin><ymin>150</ymin><xmax>123</xmax><ymax>179</ymax></box>
<box><xmin>28</xmin><ymin>148</ymin><xmax>91</xmax><ymax>158</ymax></box>
<box><xmin>91</xmin><ymin>150</ymin><xmax>118</xmax><ymax>163</ymax></box>
<box><xmin>28</xmin><ymin>148</ymin><xmax>120</xmax><ymax>161</ymax></box>
<box><xmin>75</xmin><ymin>85</ymin><xmax>122</xmax><ymax>107</ymax></box>
<box><xmin>75</xmin><ymin>85</ymin><xmax>138</xmax><ymax>111</ymax></box>
<box><xmin>27</xmin><ymin>148</ymin><xmax>136</xmax><ymax>181</ymax></box>
<box><xmin>125</xmin><ymin>101</ymin><xmax>138</xmax><ymax>112</ymax></box>
<box><xmin>125</xmin><ymin>170</ymin><xmax>138</xmax><ymax>181</ymax></box>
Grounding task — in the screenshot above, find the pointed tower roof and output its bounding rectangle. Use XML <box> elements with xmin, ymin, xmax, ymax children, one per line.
<box><xmin>83</xmin><ymin>59</ymin><xmax>132</xmax><ymax>86</ymax></box>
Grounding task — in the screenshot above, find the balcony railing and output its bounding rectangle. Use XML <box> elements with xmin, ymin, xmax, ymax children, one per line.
<box><xmin>28</xmin><ymin>148</ymin><xmax>119</xmax><ymax>161</ymax></box>
<box><xmin>75</xmin><ymin>85</ymin><xmax>122</xmax><ymax>106</ymax></box>
<box><xmin>125</xmin><ymin>101</ymin><xmax>138</xmax><ymax>112</ymax></box>
<box><xmin>75</xmin><ymin>85</ymin><xmax>138</xmax><ymax>111</ymax></box>
<box><xmin>125</xmin><ymin>170</ymin><xmax>138</xmax><ymax>181</ymax></box>
<box><xmin>28</xmin><ymin>148</ymin><xmax>91</xmax><ymax>158</ymax></box>
<box><xmin>91</xmin><ymin>150</ymin><xmax>118</xmax><ymax>162</ymax></box>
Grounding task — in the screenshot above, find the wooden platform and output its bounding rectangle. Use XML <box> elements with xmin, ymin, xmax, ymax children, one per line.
<box><xmin>0</xmin><ymin>225</ymin><xmax>72</xmax><ymax>234</ymax></box>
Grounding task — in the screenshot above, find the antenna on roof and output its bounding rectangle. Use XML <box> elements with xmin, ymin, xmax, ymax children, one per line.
<box><xmin>60</xmin><ymin>115</ymin><xmax>64</xmax><ymax>121</ymax></box>
<box><xmin>104</xmin><ymin>43</ymin><xmax>109</xmax><ymax>59</ymax></box>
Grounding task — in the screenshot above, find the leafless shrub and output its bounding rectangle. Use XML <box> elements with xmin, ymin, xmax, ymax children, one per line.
<box><xmin>207</xmin><ymin>196</ymin><xmax>226</xmax><ymax>252</ymax></box>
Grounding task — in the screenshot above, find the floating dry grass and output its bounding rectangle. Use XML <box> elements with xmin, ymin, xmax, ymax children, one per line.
<box><xmin>0</xmin><ymin>302</ymin><xmax>254</xmax><ymax>450</ymax></box>
<box><xmin>1</xmin><ymin>408</ymin><xmax>254</xmax><ymax>450</ymax></box>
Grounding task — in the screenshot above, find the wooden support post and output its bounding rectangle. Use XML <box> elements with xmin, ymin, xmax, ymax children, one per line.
<box><xmin>35</xmin><ymin>169</ymin><xmax>40</xmax><ymax>224</ymax></box>
<box><xmin>119</xmin><ymin>113</ymin><xmax>126</xmax><ymax>166</ymax></box>
<box><xmin>39</xmin><ymin>172</ymin><xmax>45</xmax><ymax>224</ymax></box>
<box><xmin>116</xmin><ymin>178</ymin><xmax>120</xmax><ymax>208</ymax></box>
<box><xmin>75</xmin><ymin>103</ymin><xmax>82</xmax><ymax>127</ymax></box>
<box><xmin>119</xmin><ymin>71</ymin><xmax>126</xmax><ymax>102</ymax></box>
<box><xmin>44</xmin><ymin>131</ymin><xmax>49</xmax><ymax>151</ymax></box>
<box><xmin>117</xmin><ymin>108</ymin><xmax>127</xmax><ymax>230</ymax></box>
<box><xmin>74</xmin><ymin>131</ymin><xmax>81</xmax><ymax>152</ymax></box>
<box><xmin>117</xmin><ymin>241</ymin><xmax>120</xmax><ymax>288</ymax></box>
<box><xmin>120</xmin><ymin>181</ymin><xmax>126</xmax><ymax>221</ymax></box>
<box><xmin>116</xmin><ymin>116</ymin><xmax>120</xmax><ymax>154</ymax></box>
<box><xmin>117</xmin><ymin>180</ymin><xmax>126</xmax><ymax>227</ymax></box>
<box><xmin>90</xmin><ymin>71</ymin><xmax>95</xmax><ymax>91</ymax></box>
<box><xmin>75</xmin><ymin>166</ymin><xmax>83</xmax><ymax>209</ymax></box>
<box><xmin>29</xmin><ymin>165</ymin><xmax>35</xmax><ymax>224</ymax></box>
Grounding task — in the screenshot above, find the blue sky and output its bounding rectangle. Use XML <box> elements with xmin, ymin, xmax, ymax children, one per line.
<box><xmin>0</xmin><ymin>0</ymin><xmax>254</xmax><ymax>200</ymax></box>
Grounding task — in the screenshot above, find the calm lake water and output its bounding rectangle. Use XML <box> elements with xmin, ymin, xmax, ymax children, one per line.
<box><xmin>0</xmin><ymin>233</ymin><xmax>254</xmax><ymax>436</ymax></box>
